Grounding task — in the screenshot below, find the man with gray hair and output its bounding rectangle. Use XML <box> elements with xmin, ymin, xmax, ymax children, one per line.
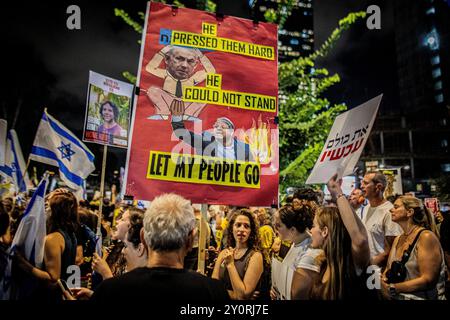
<box><xmin>360</xmin><ymin>171</ymin><xmax>402</xmax><ymax>268</ymax></box>
<box><xmin>91</xmin><ymin>193</ymin><xmax>229</xmax><ymax>302</ymax></box>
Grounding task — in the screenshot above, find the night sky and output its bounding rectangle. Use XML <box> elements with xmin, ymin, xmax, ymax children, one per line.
<box><xmin>1</xmin><ymin>0</ymin><xmax>396</xmax><ymax>185</ymax></box>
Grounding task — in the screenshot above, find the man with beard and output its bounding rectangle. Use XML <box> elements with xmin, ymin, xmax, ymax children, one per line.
<box><xmin>171</xmin><ymin>116</ymin><xmax>253</xmax><ymax>162</ymax></box>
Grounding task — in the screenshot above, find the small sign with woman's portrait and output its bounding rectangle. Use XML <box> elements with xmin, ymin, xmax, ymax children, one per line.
<box><xmin>83</xmin><ymin>70</ymin><xmax>134</xmax><ymax>148</ymax></box>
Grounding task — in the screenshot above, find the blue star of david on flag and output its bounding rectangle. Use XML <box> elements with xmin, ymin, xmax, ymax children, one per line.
<box><xmin>57</xmin><ymin>141</ymin><xmax>76</xmax><ymax>161</ymax></box>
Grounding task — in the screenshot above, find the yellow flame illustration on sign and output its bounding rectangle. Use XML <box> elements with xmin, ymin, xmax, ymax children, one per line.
<box><xmin>241</xmin><ymin>115</ymin><xmax>272</xmax><ymax>164</ymax></box>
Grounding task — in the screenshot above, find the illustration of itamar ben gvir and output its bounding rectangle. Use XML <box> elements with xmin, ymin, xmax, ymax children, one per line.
<box><xmin>171</xmin><ymin>114</ymin><xmax>254</xmax><ymax>162</ymax></box>
<box><xmin>145</xmin><ymin>45</ymin><xmax>215</xmax><ymax>121</ymax></box>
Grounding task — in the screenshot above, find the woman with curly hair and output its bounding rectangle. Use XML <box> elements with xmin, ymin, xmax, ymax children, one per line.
<box><xmin>212</xmin><ymin>209</ymin><xmax>263</xmax><ymax>300</ymax></box>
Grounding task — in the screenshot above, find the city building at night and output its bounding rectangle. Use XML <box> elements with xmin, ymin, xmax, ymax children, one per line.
<box><xmin>361</xmin><ymin>0</ymin><xmax>450</xmax><ymax>194</ymax></box>
<box><xmin>253</xmin><ymin>0</ymin><xmax>314</xmax><ymax>61</ymax></box>
<box><xmin>218</xmin><ymin>0</ymin><xmax>314</xmax><ymax>61</ymax></box>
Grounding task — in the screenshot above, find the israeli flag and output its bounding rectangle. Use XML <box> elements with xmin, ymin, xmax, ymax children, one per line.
<box><xmin>11</xmin><ymin>174</ymin><xmax>49</xmax><ymax>266</ymax></box>
<box><xmin>1</xmin><ymin>175</ymin><xmax>48</xmax><ymax>300</ymax></box>
<box><xmin>30</xmin><ymin>110</ymin><xmax>95</xmax><ymax>192</ymax></box>
<box><xmin>0</xmin><ymin>129</ymin><xmax>32</xmax><ymax>193</ymax></box>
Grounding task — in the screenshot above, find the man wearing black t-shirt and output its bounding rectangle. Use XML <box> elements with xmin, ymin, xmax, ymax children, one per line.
<box><xmin>91</xmin><ymin>194</ymin><xmax>229</xmax><ymax>302</ymax></box>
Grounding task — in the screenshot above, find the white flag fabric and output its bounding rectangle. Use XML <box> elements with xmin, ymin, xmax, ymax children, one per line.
<box><xmin>0</xmin><ymin>175</ymin><xmax>49</xmax><ymax>300</ymax></box>
<box><xmin>30</xmin><ymin>110</ymin><xmax>95</xmax><ymax>191</ymax></box>
<box><xmin>11</xmin><ymin>174</ymin><xmax>49</xmax><ymax>267</ymax></box>
<box><xmin>0</xmin><ymin>129</ymin><xmax>32</xmax><ymax>193</ymax></box>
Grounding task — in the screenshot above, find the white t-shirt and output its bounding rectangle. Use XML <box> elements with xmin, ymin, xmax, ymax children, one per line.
<box><xmin>294</xmin><ymin>248</ymin><xmax>322</xmax><ymax>273</ymax></box>
<box><xmin>271</xmin><ymin>237</ymin><xmax>322</xmax><ymax>300</ymax></box>
<box><xmin>362</xmin><ymin>201</ymin><xmax>403</xmax><ymax>258</ymax></box>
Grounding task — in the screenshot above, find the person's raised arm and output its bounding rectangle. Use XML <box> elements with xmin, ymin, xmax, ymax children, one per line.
<box><xmin>145</xmin><ymin>46</ymin><xmax>172</xmax><ymax>78</ymax></box>
<box><xmin>327</xmin><ymin>173</ymin><xmax>370</xmax><ymax>269</ymax></box>
<box><xmin>190</xmin><ymin>49</ymin><xmax>215</xmax><ymax>83</ymax></box>
<box><xmin>198</xmin><ymin>50</ymin><xmax>215</xmax><ymax>74</ymax></box>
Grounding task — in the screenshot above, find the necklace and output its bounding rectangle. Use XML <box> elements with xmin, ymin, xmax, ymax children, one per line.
<box><xmin>401</xmin><ymin>225</ymin><xmax>418</xmax><ymax>238</ymax></box>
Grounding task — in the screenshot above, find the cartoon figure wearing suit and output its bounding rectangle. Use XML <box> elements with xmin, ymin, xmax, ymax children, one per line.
<box><xmin>171</xmin><ymin>115</ymin><xmax>254</xmax><ymax>162</ymax></box>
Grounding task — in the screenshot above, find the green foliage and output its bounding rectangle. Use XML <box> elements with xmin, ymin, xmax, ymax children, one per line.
<box><xmin>431</xmin><ymin>174</ymin><xmax>450</xmax><ymax>202</ymax></box>
<box><xmin>122</xmin><ymin>71</ymin><xmax>137</xmax><ymax>85</ymax></box>
<box><xmin>310</xmin><ymin>11</ymin><xmax>367</xmax><ymax>61</ymax></box>
<box><xmin>114</xmin><ymin>8</ymin><xmax>143</xmax><ymax>35</ymax></box>
<box><xmin>260</xmin><ymin>0</ymin><xmax>297</xmax><ymax>29</ymax></box>
<box><xmin>205</xmin><ymin>0</ymin><xmax>216</xmax><ymax>13</ymax></box>
<box><xmin>278</xmin><ymin>11</ymin><xmax>366</xmax><ymax>190</ymax></box>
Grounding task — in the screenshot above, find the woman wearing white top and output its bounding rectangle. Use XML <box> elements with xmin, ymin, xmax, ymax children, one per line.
<box><xmin>271</xmin><ymin>204</ymin><xmax>322</xmax><ymax>300</ymax></box>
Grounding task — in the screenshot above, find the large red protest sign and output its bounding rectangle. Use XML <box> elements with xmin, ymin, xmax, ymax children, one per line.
<box><xmin>124</xmin><ymin>2</ymin><xmax>279</xmax><ymax>206</ymax></box>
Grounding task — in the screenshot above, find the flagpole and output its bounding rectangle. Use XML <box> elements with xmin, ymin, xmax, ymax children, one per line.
<box><xmin>97</xmin><ymin>144</ymin><xmax>108</xmax><ymax>236</ymax></box>
<box><xmin>18</xmin><ymin>157</ymin><xmax>31</xmax><ymax>193</ymax></box>
<box><xmin>197</xmin><ymin>203</ymin><xmax>208</xmax><ymax>275</ymax></box>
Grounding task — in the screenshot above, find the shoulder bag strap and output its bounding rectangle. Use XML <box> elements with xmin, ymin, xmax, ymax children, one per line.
<box><xmin>400</xmin><ymin>228</ymin><xmax>426</xmax><ymax>264</ymax></box>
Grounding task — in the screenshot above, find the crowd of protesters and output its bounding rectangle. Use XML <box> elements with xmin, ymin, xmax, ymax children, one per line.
<box><xmin>1</xmin><ymin>171</ymin><xmax>449</xmax><ymax>301</ymax></box>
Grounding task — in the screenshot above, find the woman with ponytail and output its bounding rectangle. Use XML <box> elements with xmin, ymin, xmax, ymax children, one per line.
<box><xmin>381</xmin><ymin>196</ymin><xmax>446</xmax><ymax>300</ymax></box>
<box><xmin>271</xmin><ymin>203</ymin><xmax>322</xmax><ymax>299</ymax></box>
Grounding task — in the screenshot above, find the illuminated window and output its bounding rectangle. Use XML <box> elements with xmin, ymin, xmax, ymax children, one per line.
<box><xmin>424</xmin><ymin>29</ymin><xmax>440</xmax><ymax>51</ymax></box>
<box><xmin>431</xmin><ymin>55</ymin><xmax>440</xmax><ymax>65</ymax></box>
<box><xmin>435</xmin><ymin>93</ymin><xmax>444</xmax><ymax>103</ymax></box>
<box><xmin>434</xmin><ymin>81</ymin><xmax>442</xmax><ymax>90</ymax></box>
<box><xmin>432</xmin><ymin>68</ymin><xmax>442</xmax><ymax>78</ymax></box>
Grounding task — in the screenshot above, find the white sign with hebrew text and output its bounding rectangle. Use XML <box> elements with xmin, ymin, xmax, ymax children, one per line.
<box><xmin>306</xmin><ymin>95</ymin><xmax>382</xmax><ymax>184</ymax></box>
